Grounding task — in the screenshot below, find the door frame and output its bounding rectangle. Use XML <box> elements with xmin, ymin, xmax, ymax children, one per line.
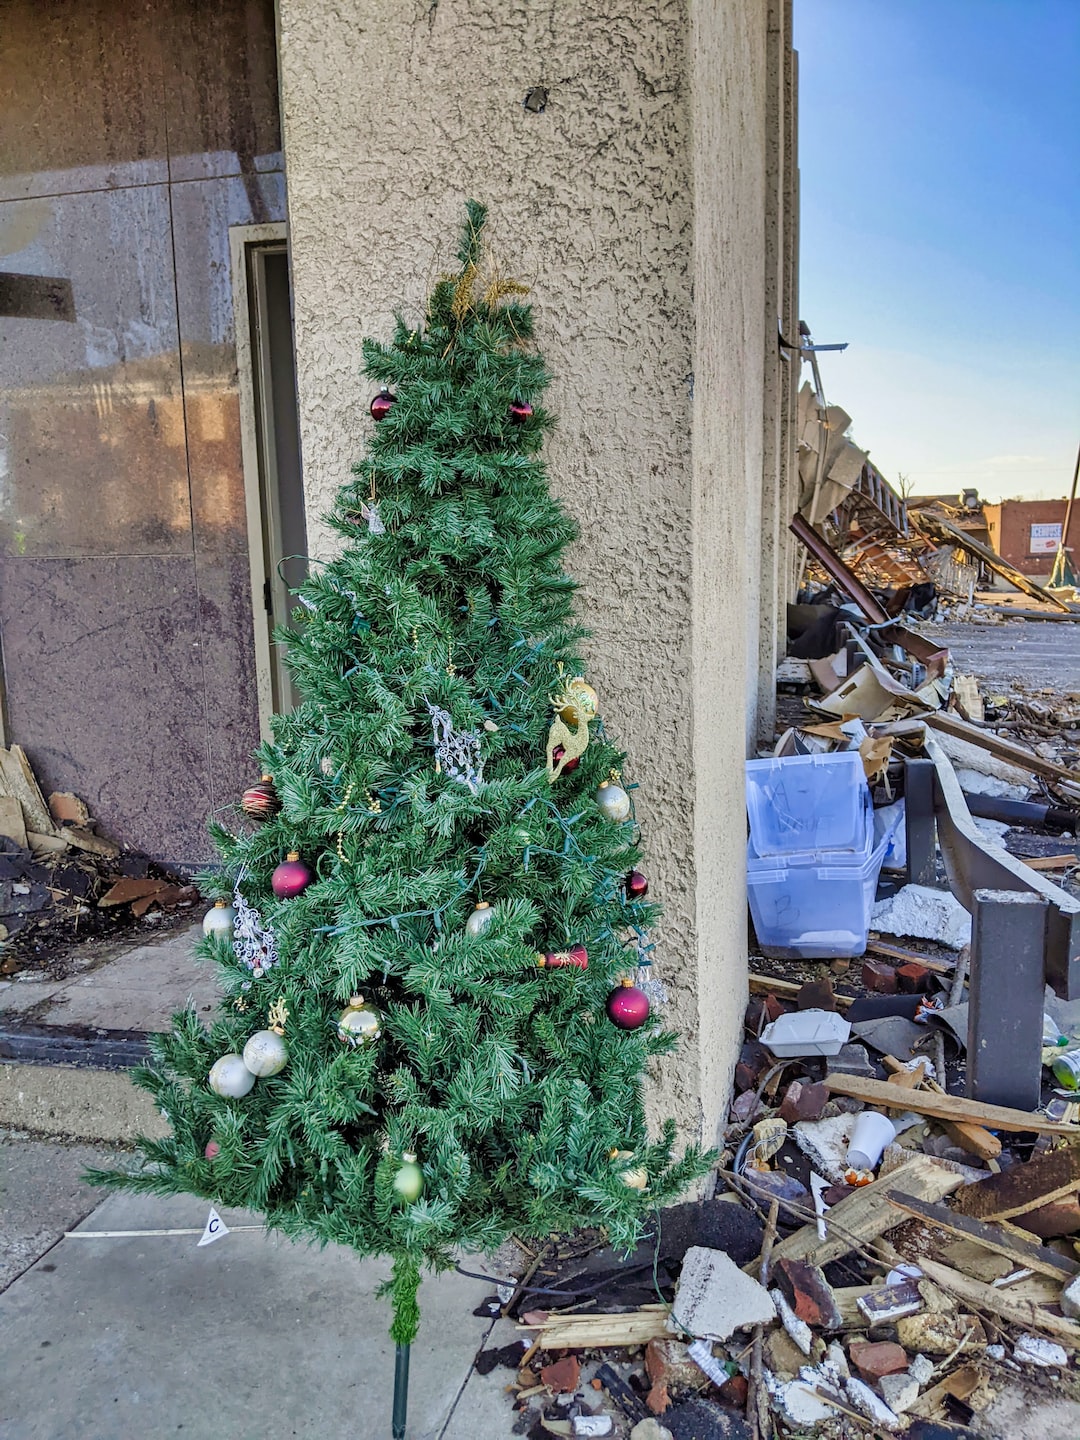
<box><xmin>231</xmin><ymin>221</ymin><xmax>292</xmax><ymax>742</ymax></box>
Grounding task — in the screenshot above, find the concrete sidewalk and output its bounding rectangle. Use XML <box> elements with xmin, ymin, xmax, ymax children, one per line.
<box><xmin>0</xmin><ymin>1187</ymin><xmax>513</xmax><ymax>1440</ymax></box>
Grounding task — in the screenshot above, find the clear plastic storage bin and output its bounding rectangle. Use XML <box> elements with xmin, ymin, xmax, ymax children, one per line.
<box><xmin>747</xmin><ymin>831</ymin><xmax>890</xmax><ymax>960</ymax></box>
<box><xmin>745</xmin><ymin>752</ymin><xmax>870</xmax><ymax>857</ymax></box>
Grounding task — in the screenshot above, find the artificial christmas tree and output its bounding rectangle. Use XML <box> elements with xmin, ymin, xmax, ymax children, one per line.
<box><xmin>93</xmin><ymin>202</ymin><xmax>712</xmax><ymax>1421</ymax></box>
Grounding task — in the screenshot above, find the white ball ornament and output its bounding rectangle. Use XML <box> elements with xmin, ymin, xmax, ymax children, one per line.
<box><xmin>596</xmin><ymin>779</ymin><xmax>632</xmax><ymax>823</ymax></box>
<box><xmin>202</xmin><ymin>899</ymin><xmax>236</xmax><ymax>937</ymax></box>
<box><xmin>465</xmin><ymin>901</ymin><xmax>495</xmax><ymax>938</ymax></box>
<box><xmin>242</xmin><ymin>1029</ymin><xmax>289</xmax><ymax>1077</ymax></box>
<box><xmin>208</xmin><ymin>1053</ymin><xmax>256</xmax><ymax>1098</ymax></box>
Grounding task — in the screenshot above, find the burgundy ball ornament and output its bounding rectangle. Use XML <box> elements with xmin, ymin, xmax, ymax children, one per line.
<box><xmin>242</xmin><ymin>774</ymin><xmax>280</xmax><ymax>822</ymax></box>
<box><xmin>271</xmin><ymin>851</ymin><xmax>314</xmax><ymax>899</ymax></box>
<box><xmin>551</xmin><ymin>744</ymin><xmax>580</xmax><ymax>776</ymax></box>
<box><xmin>625</xmin><ymin>869</ymin><xmax>649</xmax><ymax>900</ymax></box>
<box><xmin>370</xmin><ymin>388</ymin><xmax>396</xmax><ymax>421</ymax></box>
<box><xmin>606</xmin><ymin>977</ymin><xmax>651</xmax><ymax>1030</ymax></box>
<box><xmin>508</xmin><ymin>399</ymin><xmax>533</xmax><ymax>423</ymax></box>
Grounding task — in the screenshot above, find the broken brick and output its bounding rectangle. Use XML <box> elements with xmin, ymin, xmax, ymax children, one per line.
<box><xmin>779</xmin><ymin>1079</ymin><xmax>829</xmax><ymax>1124</ymax></box>
<box><xmin>762</xmin><ymin>993</ymin><xmax>789</xmax><ymax>1025</ymax></box>
<box><xmin>541</xmin><ymin>1355</ymin><xmax>581</xmax><ymax>1393</ymax></box>
<box><xmin>729</xmin><ymin>1090</ymin><xmax>766</xmax><ymax>1124</ymax></box>
<box><xmin>797</xmin><ymin>976</ymin><xmax>836</xmax><ymax>1011</ymax></box>
<box><xmin>646</xmin><ymin>1379</ymin><xmax>671</xmax><ymax>1415</ymax></box>
<box><xmin>847</xmin><ymin>1340</ymin><xmax>910</xmax><ymax>1381</ymax></box>
<box><xmin>897</xmin><ymin>962</ymin><xmax>931</xmax><ymax>994</ymax></box>
<box><xmin>718</xmin><ymin>1373</ymin><xmax>749</xmax><ymax>1408</ymax></box>
<box><xmin>47</xmin><ymin>791</ymin><xmax>90</xmax><ymax>827</ymax></box>
<box><xmin>861</xmin><ymin>959</ymin><xmax>898</xmax><ymax>994</ymax></box>
<box><xmin>773</xmin><ymin>1258</ymin><xmax>843</xmax><ymax>1330</ymax></box>
<box><xmin>735</xmin><ymin>1041</ymin><xmax>771</xmax><ymax>1092</ymax></box>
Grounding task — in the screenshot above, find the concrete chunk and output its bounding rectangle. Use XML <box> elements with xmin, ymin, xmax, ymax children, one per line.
<box><xmin>669</xmin><ymin>1246</ymin><xmax>775</xmax><ymax>1341</ymax></box>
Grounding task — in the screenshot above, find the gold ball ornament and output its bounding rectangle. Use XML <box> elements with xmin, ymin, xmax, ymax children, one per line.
<box><xmin>610</xmin><ymin>1148</ymin><xmax>649</xmax><ymax>1190</ymax></box>
<box><xmin>242</xmin><ymin>1029</ymin><xmax>288</xmax><ymax>1077</ymax></box>
<box><xmin>465</xmin><ymin>901</ymin><xmax>495</xmax><ymax>938</ymax></box>
<box><xmin>208</xmin><ymin>1053</ymin><xmax>256</xmax><ymax>1098</ymax></box>
<box><xmin>336</xmin><ymin>995</ymin><xmax>382</xmax><ymax>1047</ymax></box>
<box><xmin>202</xmin><ymin>899</ymin><xmax>236</xmax><ymax>938</ymax></box>
<box><xmin>393</xmin><ymin>1152</ymin><xmax>424</xmax><ymax>1203</ymax></box>
<box><xmin>596</xmin><ymin>779</ymin><xmax>632</xmax><ymax>823</ymax></box>
<box><xmin>559</xmin><ymin>680</ymin><xmax>598</xmax><ymax>726</ymax></box>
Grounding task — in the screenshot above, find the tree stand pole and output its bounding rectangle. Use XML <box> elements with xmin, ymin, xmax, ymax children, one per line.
<box><xmin>392</xmin><ymin>1342</ymin><xmax>411</xmax><ymax>1439</ymax></box>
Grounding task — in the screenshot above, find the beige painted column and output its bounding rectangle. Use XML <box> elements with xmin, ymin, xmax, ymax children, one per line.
<box><xmin>277</xmin><ymin>0</ymin><xmax>776</xmax><ymax>1151</ymax></box>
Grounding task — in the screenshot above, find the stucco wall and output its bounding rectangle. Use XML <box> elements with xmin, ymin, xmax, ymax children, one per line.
<box><xmin>276</xmin><ymin>0</ymin><xmax>779</xmax><ymax>1148</ymax></box>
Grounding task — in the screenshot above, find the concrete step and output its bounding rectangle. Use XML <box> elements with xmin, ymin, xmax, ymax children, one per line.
<box><xmin>0</xmin><ymin>921</ymin><xmax>210</xmax><ymax>1141</ymax></box>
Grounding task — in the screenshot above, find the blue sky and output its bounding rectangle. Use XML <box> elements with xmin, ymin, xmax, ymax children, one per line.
<box><xmin>795</xmin><ymin>0</ymin><xmax>1080</xmax><ymax>501</ymax></box>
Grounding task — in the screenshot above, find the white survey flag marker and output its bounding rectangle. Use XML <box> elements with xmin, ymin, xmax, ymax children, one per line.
<box><xmin>197</xmin><ymin>1206</ymin><xmax>229</xmax><ymax>1246</ymax></box>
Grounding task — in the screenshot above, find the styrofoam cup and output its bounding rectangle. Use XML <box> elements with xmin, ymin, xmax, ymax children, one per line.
<box><xmin>846</xmin><ymin>1110</ymin><xmax>896</xmax><ymax>1171</ymax></box>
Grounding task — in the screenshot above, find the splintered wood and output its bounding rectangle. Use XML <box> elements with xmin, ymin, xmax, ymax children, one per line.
<box><xmin>762</xmin><ymin>1156</ymin><xmax>963</xmax><ymax>1269</ymax></box>
<box><xmin>0</xmin><ymin>745</ymin><xmax>57</xmax><ymax>837</ymax></box>
<box><xmin>824</xmin><ymin>1071</ymin><xmax>1080</xmax><ymax>1136</ymax></box>
<box><xmin>517</xmin><ymin>1305</ymin><xmax>671</xmax><ymax>1349</ymax></box>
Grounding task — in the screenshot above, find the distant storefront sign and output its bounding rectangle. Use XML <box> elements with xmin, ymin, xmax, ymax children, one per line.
<box><xmin>1030</xmin><ymin>522</ymin><xmax>1062</xmax><ymax>555</ymax></box>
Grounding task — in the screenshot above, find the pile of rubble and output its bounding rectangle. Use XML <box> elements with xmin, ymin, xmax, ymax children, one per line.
<box><xmin>474</xmin><ymin>1017</ymin><xmax>1080</xmax><ymax>1438</ymax></box>
<box><xmin>0</xmin><ymin>744</ymin><xmax>197</xmax><ymax>974</ymax></box>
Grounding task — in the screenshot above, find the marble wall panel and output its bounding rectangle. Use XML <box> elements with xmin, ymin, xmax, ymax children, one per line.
<box><xmin>0</xmin><ymin>555</ymin><xmax>213</xmax><ymax>865</ymax></box>
<box><xmin>0</xmin><ymin>0</ymin><xmax>169</xmax><ymax>200</ymax></box>
<box><xmin>0</xmin><ymin>185</ymin><xmax>191</xmax><ymax>558</ymax></box>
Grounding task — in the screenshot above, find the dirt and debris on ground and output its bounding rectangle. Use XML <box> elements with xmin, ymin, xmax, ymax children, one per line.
<box><xmin>488</xmin><ymin>542</ymin><xmax>1080</xmax><ymax>1439</ymax></box>
<box><xmin>0</xmin><ymin>745</ymin><xmax>198</xmax><ymax>979</ymax></box>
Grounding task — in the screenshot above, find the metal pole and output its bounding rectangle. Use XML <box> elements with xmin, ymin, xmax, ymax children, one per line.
<box><xmin>968</xmin><ymin>889</ymin><xmax>1047</xmax><ymax>1111</ymax></box>
<box><xmin>1050</xmin><ymin>440</ymin><xmax>1080</xmax><ymax>588</ymax></box>
<box><xmin>903</xmin><ymin>758</ymin><xmax>937</xmax><ymax>888</ymax></box>
<box><xmin>392</xmin><ymin>1343</ymin><xmax>411</xmax><ymax>1440</ymax></box>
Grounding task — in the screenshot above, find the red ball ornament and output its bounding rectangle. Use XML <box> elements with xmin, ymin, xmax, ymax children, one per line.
<box><xmin>241</xmin><ymin>774</ymin><xmax>280</xmax><ymax>822</ymax></box>
<box><xmin>204</xmin><ymin>1140</ymin><xmax>220</xmax><ymax>1160</ymax></box>
<box><xmin>551</xmin><ymin>744</ymin><xmax>580</xmax><ymax>776</ymax></box>
<box><xmin>536</xmin><ymin>944</ymin><xmax>588</xmax><ymax>971</ymax></box>
<box><xmin>370</xmin><ymin>388</ymin><xmax>396</xmax><ymax>421</ymax></box>
<box><xmin>508</xmin><ymin>399</ymin><xmax>533</xmax><ymax>423</ymax></box>
<box><xmin>606</xmin><ymin>978</ymin><xmax>650</xmax><ymax>1030</ymax></box>
<box><xmin>625</xmin><ymin>869</ymin><xmax>649</xmax><ymax>900</ymax></box>
<box><xmin>271</xmin><ymin>851</ymin><xmax>314</xmax><ymax>899</ymax></box>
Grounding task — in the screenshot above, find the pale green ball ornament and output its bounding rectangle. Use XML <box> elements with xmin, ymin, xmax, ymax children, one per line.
<box><xmin>464</xmin><ymin>901</ymin><xmax>495</xmax><ymax>938</ymax></box>
<box><xmin>393</xmin><ymin>1152</ymin><xmax>424</xmax><ymax>1203</ymax></box>
<box><xmin>595</xmin><ymin>777</ymin><xmax>631</xmax><ymax>823</ymax></box>
<box><xmin>208</xmin><ymin>1053</ymin><xmax>256</xmax><ymax>1098</ymax></box>
<box><xmin>202</xmin><ymin>899</ymin><xmax>235</xmax><ymax>938</ymax></box>
<box><xmin>242</xmin><ymin>1029</ymin><xmax>288</xmax><ymax>1077</ymax></box>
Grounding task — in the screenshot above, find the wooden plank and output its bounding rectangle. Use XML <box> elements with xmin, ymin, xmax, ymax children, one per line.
<box><xmin>823</xmin><ymin>1071</ymin><xmax>1080</xmax><ymax>1136</ymax></box>
<box><xmin>865</xmin><ymin>939</ymin><xmax>954</xmax><ymax>974</ymax></box>
<box><xmin>916</xmin><ymin>1257</ymin><xmax>1080</xmax><ymax>1347</ymax></box>
<box><xmin>926</xmin><ymin>710</ymin><xmax>1080</xmax><ymax>786</ymax></box>
<box><xmin>885</xmin><ymin>1191</ymin><xmax>1080</xmax><ymax>1280</ymax></box>
<box><xmin>0</xmin><ymin>745</ymin><xmax>57</xmax><ymax>836</ymax></box>
<box><xmin>764</xmin><ymin>1156</ymin><xmax>963</xmax><ymax>1269</ymax></box>
<box><xmin>1022</xmin><ymin>854</ymin><xmax>1077</xmax><ymax>871</ymax></box>
<box><xmin>882</xmin><ymin>1058</ymin><xmax>1003</xmax><ymax>1161</ymax></box>
<box><xmin>518</xmin><ymin>1304</ymin><xmax>671</xmax><ymax>1349</ymax></box>
<box><xmin>748</xmin><ymin>974</ymin><xmax>855</xmax><ymax>1010</ymax></box>
<box><xmin>951</xmin><ymin>1145</ymin><xmax>1080</xmax><ymax>1221</ymax></box>
<box><xmin>0</xmin><ymin>795</ymin><xmax>27</xmax><ymax>850</ymax></box>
